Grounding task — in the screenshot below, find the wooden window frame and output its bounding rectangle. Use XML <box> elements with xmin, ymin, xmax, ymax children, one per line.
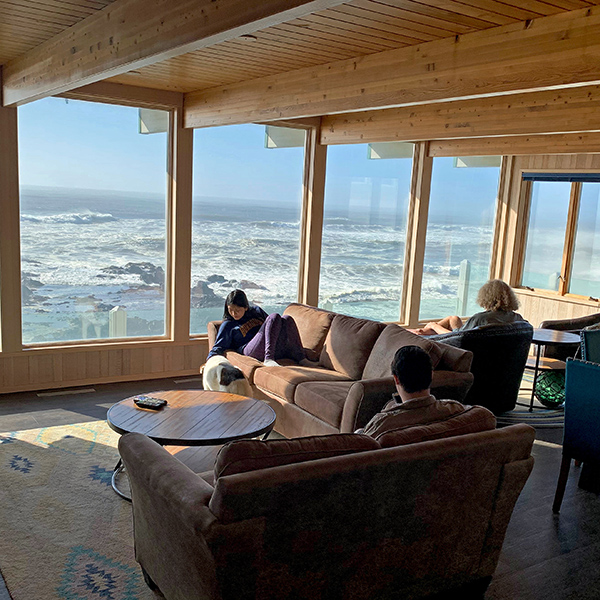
<box><xmin>518</xmin><ymin>172</ymin><xmax>600</xmax><ymax>301</ymax></box>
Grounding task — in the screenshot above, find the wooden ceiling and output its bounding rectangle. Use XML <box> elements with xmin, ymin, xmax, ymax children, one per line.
<box><xmin>3</xmin><ymin>0</ymin><xmax>600</xmax><ymax>97</ymax></box>
<box><xmin>108</xmin><ymin>0</ymin><xmax>600</xmax><ymax>93</ymax></box>
<box><xmin>0</xmin><ymin>0</ymin><xmax>116</xmax><ymax>66</ymax></box>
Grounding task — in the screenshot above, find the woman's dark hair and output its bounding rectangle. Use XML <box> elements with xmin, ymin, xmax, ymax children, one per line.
<box><xmin>223</xmin><ymin>289</ymin><xmax>250</xmax><ymax>321</ymax></box>
<box><xmin>391</xmin><ymin>345</ymin><xmax>433</xmax><ymax>393</ymax></box>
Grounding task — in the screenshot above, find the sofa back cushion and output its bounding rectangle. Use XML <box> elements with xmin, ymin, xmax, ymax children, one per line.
<box><xmin>319</xmin><ymin>314</ymin><xmax>386</xmax><ymax>379</ymax></box>
<box><xmin>362</xmin><ymin>324</ymin><xmax>443</xmax><ymax>379</ymax></box>
<box><xmin>376</xmin><ymin>405</ymin><xmax>496</xmax><ymax>447</ymax></box>
<box><xmin>214</xmin><ymin>433</ymin><xmax>380</xmax><ymax>479</ymax></box>
<box><xmin>283</xmin><ymin>303</ymin><xmax>335</xmax><ymax>361</ymax></box>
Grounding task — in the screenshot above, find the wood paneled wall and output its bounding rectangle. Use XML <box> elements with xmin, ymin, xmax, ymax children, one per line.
<box><xmin>515</xmin><ymin>291</ymin><xmax>600</xmax><ymax>328</ymax></box>
<box><xmin>0</xmin><ymin>341</ymin><xmax>208</xmax><ymax>394</ymax></box>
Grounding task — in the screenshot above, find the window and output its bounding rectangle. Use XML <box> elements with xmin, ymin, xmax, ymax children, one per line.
<box><xmin>190</xmin><ymin>124</ymin><xmax>306</xmax><ymax>335</ymax></box>
<box><xmin>522</xmin><ymin>173</ymin><xmax>600</xmax><ymax>298</ymax></box>
<box><xmin>18</xmin><ymin>98</ymin><xmax>169</xmax><ymax>344</ymax></box>
<box><xmin>319</xmin><ymin>142</ymin><xmax>412</xmax><ymax>321</ymax></box>
<box><xmin>419</xmin><ymin>157</ymin><xmax>500</xmax><ymax>321</ymax></box>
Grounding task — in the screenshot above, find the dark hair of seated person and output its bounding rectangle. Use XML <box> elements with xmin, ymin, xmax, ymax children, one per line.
<box><xmin>391</xmin><ymin>346</ymin><xmax>433</xmax><ymax>394</ymax></box>
<box><xmin>222</xmin><ymin>289</ymin><xmax>250</xmax><ymax>321</ymax></box>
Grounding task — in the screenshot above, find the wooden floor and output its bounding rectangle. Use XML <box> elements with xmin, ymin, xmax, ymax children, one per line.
<box><xmin>0</xmin><ymin>377</ymin><xmax>599</xmax><ymax>599</ymax></box>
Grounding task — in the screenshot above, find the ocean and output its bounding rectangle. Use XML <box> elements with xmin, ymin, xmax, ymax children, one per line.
<box><xmin>20</xmin><ymin>185</ymin><xmax>498</xmax><ymax>344</ymax></box>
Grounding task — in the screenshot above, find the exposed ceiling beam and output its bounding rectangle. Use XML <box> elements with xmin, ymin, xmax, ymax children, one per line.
<box><xmin>2</xmin><ymin>0</ymin><xmax>349</xmax><ymax>107</ymax></box>
<box><xmin>428</xmin><ymin>133</ymin><xmax>600</xmax><ymax>157</ymax></box>
<box><xmin>184</xmin><ymin>7</ymin><xmax>600</xmax><ymax>128</ymax></box>
<box><xmin>320</xmin><ymin>85</ymin><xmax>600</xmax><ymax>144</ymax></box>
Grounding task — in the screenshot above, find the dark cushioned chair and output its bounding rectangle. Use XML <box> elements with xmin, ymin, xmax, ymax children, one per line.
<box><xmin>430</xmin><ymin>320</ymin><xmax>534</xmax><ymax>415</ymax></box>
<box><xmin>539</xmin><ymin>312</ymin><xmax>600</xmax><ymax>360</ymax></box>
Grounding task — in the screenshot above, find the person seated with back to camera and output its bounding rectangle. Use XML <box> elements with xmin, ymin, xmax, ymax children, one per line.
<box><xmin>411</xmin><ymin>279</ymin><xmax>525</xmax><ymax>337</ymax></box>
<box><xmin>357</xmin><ymin>345</ymin><xmax>493</xmax><ymax>437</ymax></box>
<box><xmin>207</xmin><ymin>289</ymin><xmax>314</xmax><ymax>367</ymax></box>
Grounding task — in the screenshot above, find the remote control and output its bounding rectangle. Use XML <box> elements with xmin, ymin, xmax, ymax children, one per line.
<box><xmin>133</xmin><ymin>395</ymin><xmax>168</xmax><ymax>410</ymax></box>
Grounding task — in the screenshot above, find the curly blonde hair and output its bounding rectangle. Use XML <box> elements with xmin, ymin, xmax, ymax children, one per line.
<box><xmin>476</xmin><ymin>279</ymin><xmax>519</xmax><ymax>312</ymax></box>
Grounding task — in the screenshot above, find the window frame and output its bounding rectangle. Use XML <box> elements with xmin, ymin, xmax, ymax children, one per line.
<box><xmin>518</xmin><ymin>170</ymin><xmax>600</xmax><ymax>300</ymax></box>
<box><xmin>17</xmin><ymin>90</ymin><xmax>182</xmax><ymax>349</ymax></box>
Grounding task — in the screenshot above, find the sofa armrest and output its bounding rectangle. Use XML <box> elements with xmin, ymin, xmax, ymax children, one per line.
<box><xmin>118</xmin><ymin>433</ymin><xmax>221</xmax><ymax>600</ymax></box>
<box><xmin>340</xmin><ymin>377</ymin><xmax>396</xmax><ymax>433</ymax></box>
<box><xmin>434</xmin><ymin>341</ymin><xmax>473</xmax><ymax>372</ymax></box>
<box><xmin>431</xmin><ymin>370</ymin><xmax>475</xmax><ymax>403</ymax></box>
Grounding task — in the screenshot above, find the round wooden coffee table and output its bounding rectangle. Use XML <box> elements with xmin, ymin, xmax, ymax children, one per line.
<box><xmin>107</xmin><ymin>390</ymin><xmax>276</xmax><ymax>500</ymax></box>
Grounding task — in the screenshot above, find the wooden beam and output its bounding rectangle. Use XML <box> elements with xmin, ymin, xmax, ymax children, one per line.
<box><xmin>320</xmin><ymin>85</ymin><xmax>600</xmax><ymax>145</ymax></box>
<box><xmin>185</xmin><ymin>7</ymin><xmax>600</xmax><ymax>128</ymax></box>
<box><xmin>2</xmin><ymin>0</ymin><xmax>349</xmax><ymax>107</ymax></box>
<box><xmin>429</xmin><ymin>132</ymin><xmax>600</xmax><ymax>157</ymax></box>
<box><xmin>0</xmin><ymin>77</ymin><xmax>23</xmax><ymax>352</ymax></box>
<box><xmin>62</xmin><ymin>81</ymin><xmax>183</xmax><ymax>110</ymax></box>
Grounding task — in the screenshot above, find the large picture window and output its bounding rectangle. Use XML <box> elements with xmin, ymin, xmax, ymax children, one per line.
<box><xmin>319</xmin><ymin>142</ymin><xmax>412</xmax><ymax>321</ymax></box>
<box><xmin>419</xmin><ymin>157</ymin><xmax>500</xmax><ymax>321</ymax></box>
<box><xmin>190</xmin><ymin>124</ymin><xmax>306</xmax><ymax>334</ymax></box>
<box><xmin>18</xmin><ymin>98</ymin><xmax>169</xmax><ymax>344</ymax></box>
<box><xmin>521</xmin><ymin>173</ymin><xmax>600</xmax><ymax>298</ymax></box>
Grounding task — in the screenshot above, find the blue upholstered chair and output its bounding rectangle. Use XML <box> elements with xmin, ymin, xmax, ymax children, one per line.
<box><xmin>553</xmin><ymin>358</ymin><xmax>600</xmax><ymax>513</ymax></box>
<box><xmin>580</xmin><ymin>328</ymin><xmax>600</xmax><ymax>363</ymax></box>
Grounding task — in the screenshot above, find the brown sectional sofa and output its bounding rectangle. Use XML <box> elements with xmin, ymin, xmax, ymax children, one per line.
<box><xmin>207</xmin><ymin>303</ymin><xmax>474</xmax><ymax>438</ymax></box>
<box><xmin>120</xmin><ymin>422</ymin><xmax>535</xmax><ymax>600</ymax></box>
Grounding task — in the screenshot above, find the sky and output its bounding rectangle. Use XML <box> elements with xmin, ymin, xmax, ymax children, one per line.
<box><xmin>18</xmin><ymin>96</ymin><xmax>506</xmax><ymax>225</ymax></box>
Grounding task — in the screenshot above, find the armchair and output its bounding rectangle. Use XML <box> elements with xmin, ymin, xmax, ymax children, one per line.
<box><xmin>539</xmin><ymin>312</ymin><xmax>600</xmax><ymax>360</ymax></box>
<box><xmin>429</xmin><ymin>321</ymin><xmax>534</xmax><ymax>415</ymax></box>
<box><xmin>553</xmin><ymin>358</ymin><xmax>600</xmax><ymax>513</ymax></box>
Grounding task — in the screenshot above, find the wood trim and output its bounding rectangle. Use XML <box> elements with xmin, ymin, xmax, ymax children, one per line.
<box><xmin>0</xmin><ymin>90</ymin><xmax>23</xmax><ymax>352</ymax></box>
<box><xmin>170</xmin><ymin>109</ymin><xmax>194</xmax><ymax>341</ymax></box>
<box><xmin>2</xmin><ymin>0</ymin><xmax>350</xmax><ymax>106</ymax></box>
<box><xmin>61</xmin><ymin>81</ymin><xmax>184</xmax><ymax>110</ymax></box>
<box><xmin>0</xmin><ymin>339</ymin><xmax>209</xmax><ymax>394</ymax></box>
<box><xmin>429</xmin><ymin>133</ymin><xmax>600</xmax><ymax>157</ymax></box>
<box><xmin>560</xmin><ymin>182</ymin><xmax>582</xmax><ymax>295</ymax></box>
<box><xmin>320</xmin><ymin>85</ymin><xmax>600</xmax><ymax>145</ymax></box>
<box><xmin>512</xmin><ymin>177</ymin><xmax>533</xmax><ymax>288</ymax></box>
<box><xmin>401</xmin><ymin>142</ymin><xmax>431</xmax><ymax>327</ymax></box>
<box><xmin>184</xmin><ymin>7</ymin><xmax>600</xmax><ymax>128</ymax></box>
<box><xmin>298</xmin><ymin>121</ymin><xmax>327</xmax><ymax>307</ymax></box>
<box><xmin>489</xmin><ymin>156</ymin><xmax>513</xmax><ymax>281</ymax></box>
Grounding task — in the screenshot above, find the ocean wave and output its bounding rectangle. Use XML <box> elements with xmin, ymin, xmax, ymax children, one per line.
<box><xmin>21</xmin><ymin>212</ymin><xmax>118</xmax><ymax>224</ymax></box>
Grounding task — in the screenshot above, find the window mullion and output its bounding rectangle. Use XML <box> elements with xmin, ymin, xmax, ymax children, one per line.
<box><xmin>559</xmin><ymin>182</ymin><xmax>582</xmax><ymax>296</ymax></box>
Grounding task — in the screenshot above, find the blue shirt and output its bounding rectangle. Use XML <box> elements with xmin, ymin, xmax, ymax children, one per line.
<box><xmin>207</xmin><ymin>306</ymin><xmax>268</xmax><ymax>359</ymax></box>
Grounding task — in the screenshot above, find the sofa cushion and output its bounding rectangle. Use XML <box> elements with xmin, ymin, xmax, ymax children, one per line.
<box><xmin>214</xmin><ymin>433</ymin><xmax>380</xmax><ymax>479</ymax></box>
<box><xmin>319</xmin><ymin>314</ymin><xmax>386</xmax><ymax>379</ymax></box>
<box><xmin>294</xmin><ymin>381</ymin><xmax>356</xmax><ymax>428</ymax></box>
<box><xmin>254</xmin><ymin>365</ymin><xmax>352</xmax><ymax>404</ymax></box>
<box><xmin>362</xmin><ymin>324</ymin><xmax>443</xmax><ymax>379</ymax></box>
<box><xmin>376</xmin><ymin>405</ymin><xmax>496</xmax><ymax>448</ymax></box>
<box><xmin>283</xmin><ymin>303</ymin><xmax>335</xmax><ymax>361</ymax></box>
<box><xmin>435</xmin><ymin>341</ymin><xmax>473</xmax><ymax>373</ymax></box>
<box><xmin>223</xmin><ymin>351</ymin><xmax>264</xmax><ymax>384</ymax></box>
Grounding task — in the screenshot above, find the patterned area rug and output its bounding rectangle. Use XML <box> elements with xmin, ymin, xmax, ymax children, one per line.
<box><xmin>496</xmin><ymin>405</ymin><xmax>565</xmax><ymax>428</ymax></box>
<box><xmin>0</xmin><ymin>420</ymin><xmax>155</xmax><ymax>600</ymax></box>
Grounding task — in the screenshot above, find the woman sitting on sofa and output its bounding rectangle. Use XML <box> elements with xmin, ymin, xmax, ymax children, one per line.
<box><xmin>413</xmin><ymin>279</ymin><xmax>525</xmax><ymax>336</ymax></box>
<box><xmin>207</xmin><ymin>289</ymin><xmax>307</xmax><ymax>366</ymax></box>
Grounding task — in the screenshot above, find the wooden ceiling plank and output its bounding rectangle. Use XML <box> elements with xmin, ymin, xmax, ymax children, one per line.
<box><xmin>183</xmin><ymin>7</ymin><xmax>600</xmax><ymax>127</ymax></box>
<box><xmin>255</xmin><ymin>29</ymin><xmax>351</xmax><ymax>59</ymax></box>
<box><xmin>275</xmin><ymin>20</ymin><xmax>399</xmax><ymax>52</ymax></box>
<box><xmin>295</xmin><ymin>13</ymin><xmax>419</xmax><ymax>46</ymax></box>
<box><xmin>1</xmin><ymin>0</ymin><xmax>105</xmax><ymax>21</ymax></box>
<box><xmin>322</xmin><ymin>6</ymin><xmax>439</xmax><ymax>40</ymax></box>
<box><xmin>401</xmin><ymin>0</ymin><xmax>515</xmax><ymax>24</ymax></box>
<box><xmin>348</xmin><ymin>0</ymin><xmax>495</xmax><ymax>31</ymax></box>
<box><xmin>272</xmin><ymin>22</ymin><xmax>390</xmax><ymax>54</ymax></box>
<box><xmin>320</xmin><ymin>85</ymin><xmax>600</xmax><ymax>143</ymax></box>
<box><xmin>450</xmin><ymin>0</ymin><xmax>544</xmax><ymax>20</ymax></box>
<box><xmin>222</xmin><ymin>37</ymin><xmax>349</xmax><ymax>63</ymax></box>
<box><xmin>2</xmin><ymin>0</ymin><xmax>351</xmax><ymax>106</ymax></box>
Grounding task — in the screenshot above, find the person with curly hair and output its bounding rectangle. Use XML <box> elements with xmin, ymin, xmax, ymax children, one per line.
<box><xmin>413</xmin><ymin>279</ymin><xmax>525</xmax><ymax>336</ymax></box>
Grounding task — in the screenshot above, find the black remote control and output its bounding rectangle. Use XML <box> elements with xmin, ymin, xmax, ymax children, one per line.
<box><xmin>133</xmin><ymin>395</ymin><xmax>168</xmax><ymax>410</ymax></box>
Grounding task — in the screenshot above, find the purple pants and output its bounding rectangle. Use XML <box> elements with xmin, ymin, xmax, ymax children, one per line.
<box><xmin>243</xmin><ymin>313</ymin><xmax>305</xmax><ymax>362</ymax></box>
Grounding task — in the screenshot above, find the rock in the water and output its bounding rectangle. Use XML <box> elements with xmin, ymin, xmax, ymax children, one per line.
<box><xmin>238</xmin><ymin>279</ymin><xmax>267</xmax><ymax>290</ymax></box>
<box><xmin>207</xmin><ymin>274</ymin><xmax>226</xmax><ymax>283</ymax></box>
<box><xmin>100</xmin><ymin>262</ymin><xmax>165</xmax><ymax>289</ymax></box>
<box><xmin>191</xmin><ymin>280</ymin><xmax>224</xmax><ymax>308</ymax></box>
